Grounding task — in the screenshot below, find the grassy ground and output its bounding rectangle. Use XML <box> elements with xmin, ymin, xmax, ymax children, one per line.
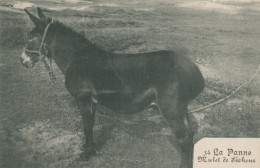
<box><xmin>1</xmin><ymin>0</ymin><xmax>260</xmax><ymax>168</ymax></box>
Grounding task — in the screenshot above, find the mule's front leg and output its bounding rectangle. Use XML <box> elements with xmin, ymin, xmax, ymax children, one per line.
<box><xmin>76</xmin><ymin>97</ymin><xmax>97</xmax><ymax>160</ymax></box>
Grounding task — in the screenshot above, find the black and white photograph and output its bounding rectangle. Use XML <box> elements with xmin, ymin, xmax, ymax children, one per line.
<box><xmin>1</xmin><ymin>0</ymin><xmax>260</xmax><ymax>168</ymax></box>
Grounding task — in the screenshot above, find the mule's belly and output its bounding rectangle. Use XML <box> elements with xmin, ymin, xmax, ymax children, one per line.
<box><xmin>97</xmin><ymin>87</ymin><xmax>157</xmax><ymax>114</ymax></box>
<box><xmin>97</xmin><ymin>93</ymin><xmax>134</xmax><ymax>113</ymax></box>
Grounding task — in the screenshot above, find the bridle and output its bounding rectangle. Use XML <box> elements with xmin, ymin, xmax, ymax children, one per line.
<box><xmin>25</xmin><ymin>18</ymin><xmax>56</xmax><ymax>81</ymax></box>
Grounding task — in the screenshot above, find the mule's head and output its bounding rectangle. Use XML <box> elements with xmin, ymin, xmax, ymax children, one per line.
<box><xmin>21</xmin><ymin>7</ymin><xmax>51</xmax><ymax>68</ymax></box>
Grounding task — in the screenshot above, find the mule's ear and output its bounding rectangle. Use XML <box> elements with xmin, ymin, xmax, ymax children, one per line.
<box><xmin>37</xmin><ymin>7</ymin><xmax>46</xmax><ymax>19</ymax></box>
<box><xmin>24</xmin><ymin>9</ymin><xmax>42</xmax><ymax>26</ymax></box>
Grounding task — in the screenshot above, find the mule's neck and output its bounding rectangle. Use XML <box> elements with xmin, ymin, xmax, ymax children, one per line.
<box><xmin>45</xmin><ymin>21</ymin><xmax>105</xmax><ymax>74</ymax></box>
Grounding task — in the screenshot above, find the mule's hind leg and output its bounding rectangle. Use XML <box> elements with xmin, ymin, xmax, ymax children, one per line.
<box><xmin>176</xmin><ymin>102</ymin><xmax>195</xmax><ymax>168</ymax></box>
<box><xmin>76</xmin><ymin>96</ymin><xmax>97</xmax><ymax>160</ymax></box>
<box><xmin>158</xmin><ymin>83</ymin><xmax>195</xmax><ymax>168</ymax></box>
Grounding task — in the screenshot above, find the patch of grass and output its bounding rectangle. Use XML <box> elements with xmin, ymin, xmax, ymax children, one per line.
<box><xmin>84</xmin><ymin>29</ymin><xmax>146</xmax><ymax>52</ymax></box>
<box><xmin>52</xmin><ymin>8</ymin><xmax>147</xmax><ymax>52</ymax></box>
<box><xmin>202</xmin><ymin>99</ymin><xmax>259</xmax><ymax>137</ymax></box>
<box><xmin>0</xmin><ymin>10</ymin><xmax>29</xmax><ymax>49</ymax></box>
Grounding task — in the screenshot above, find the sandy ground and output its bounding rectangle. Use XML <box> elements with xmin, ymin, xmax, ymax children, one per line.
<box><xmin>1</xmin><ymin>0</ymin><xmax>260</xmax><ymax>168</ymax></box>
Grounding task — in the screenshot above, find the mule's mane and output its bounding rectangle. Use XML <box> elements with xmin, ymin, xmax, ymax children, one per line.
<box><xmin>48</xmin><ymin>20</ymin><xmax>105</xmax><ymax>54</ymax></box>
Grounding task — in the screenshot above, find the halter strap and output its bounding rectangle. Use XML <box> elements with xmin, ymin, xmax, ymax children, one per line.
<box><xmin>25</xmin><ymin>18</ymin><xmax>56</xmax><ymax>81</ymax></box>
<box><xmin>39</xmin><ymin>18</ymin><xmax>53</xmax><ymax>60</ymax></box>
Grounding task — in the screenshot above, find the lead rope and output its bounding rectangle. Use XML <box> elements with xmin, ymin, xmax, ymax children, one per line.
<box><xmin>42</xmin><ymin>56</ymin><xmax>56</xmax><ymax>81</ymax></box>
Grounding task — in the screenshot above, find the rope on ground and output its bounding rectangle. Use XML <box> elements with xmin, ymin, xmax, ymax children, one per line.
<box><xmin>189</xmin><ymin>64</ymin><xmax>260</xmax><ymax>114</ymax></box>
<box><xmin>96</xmin><ymin>114</ymin><xmax>146</xmax><ymax>142</ymax></box>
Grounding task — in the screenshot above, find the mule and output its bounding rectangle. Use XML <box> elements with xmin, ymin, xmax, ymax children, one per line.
<box><xmin>20</xmin><ymin>8</ymin><xmax>205</xmax><ymax>168</ymax></box>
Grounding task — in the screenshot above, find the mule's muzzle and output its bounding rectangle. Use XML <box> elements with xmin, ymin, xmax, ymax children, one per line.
<box><xmin>20</xmin><ymin>50</ymin><xmax>38</xmax><ymax>68</ymax></box>
<box><xmin>20</xmin><ymin>49</ymin><xmax>39</xmax><ymax>68</ymax></box>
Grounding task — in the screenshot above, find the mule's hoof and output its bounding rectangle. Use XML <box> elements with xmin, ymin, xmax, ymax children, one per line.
<box><xmin>78</xmin><ymin>149</ymin><xmax>96</xmax><ymax>161</ymax></box>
